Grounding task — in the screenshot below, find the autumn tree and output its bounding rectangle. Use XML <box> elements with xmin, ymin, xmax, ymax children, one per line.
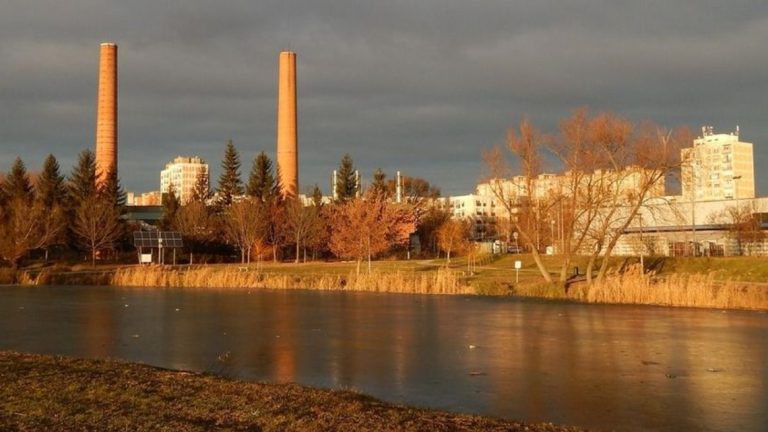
<box><xmin>217</xmin><ymin>140</ymin><xmax>243</xmax><ymax>206</ymax></box>
<box><xmin>436</xmin><ymin>218</ymin><xmax>470</xmax><ymax>264</ymax></box>
<box><xmin>329</xmin><ymin>191</ymin><xmax>417</xmax><ymax>275</ymax></box>
<box><xmin>416</xmin><ymin>206</ymin><xmax>452</xmax><ymax>257</ymax></box>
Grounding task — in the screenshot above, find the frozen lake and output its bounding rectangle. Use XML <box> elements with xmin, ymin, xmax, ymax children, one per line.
<box><xmin>1</xmin><ymin>285</ymin><xmax>766</xmax><ymax>431</ymax></box>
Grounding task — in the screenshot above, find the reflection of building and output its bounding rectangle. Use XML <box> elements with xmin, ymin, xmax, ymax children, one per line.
<box><xmin>682</xmin><ymin>126</ymin><xmax>754</xmax><ymax>201</ymax></box>
<box><xmin>160</xmin><ymin>156</ymin><xmax>208</xmax><ymax>204</ymax></box>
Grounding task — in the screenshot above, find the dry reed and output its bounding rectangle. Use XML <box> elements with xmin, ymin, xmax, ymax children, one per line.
<box><xmin>570</xmin><ymin>265</ymin><xmax>768</xmax><ymax>310</ymax></box>
<box><xmin>111</xmin><ymin>266</ymin><xmax>473</xmax><ymax>295</ymax></box>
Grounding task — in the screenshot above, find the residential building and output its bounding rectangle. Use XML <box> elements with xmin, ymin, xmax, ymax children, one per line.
<box><xmin>160</xmin><ymin>156</ymin><xmax>209</xmax><ymax>204</ymax></box>
<box><xmin>681</xmin><ymin>126</ymin><xmax>754</xmax><ymax>201</ymax></box>
<box><xmin>127</xmin><ymin>191</ymin><xmax>162</xmax><ymax>206</ymax></box>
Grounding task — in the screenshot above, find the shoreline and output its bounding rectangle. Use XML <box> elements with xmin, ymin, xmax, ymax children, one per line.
<box><xmin>0</xmin><ymin>351</ymin><xmax>584</xmax><ymax>431</ymax></box>
<box><xmin>4</xmin><ymin>261</ymin><xmax>768</xmax><ymax>311</ymax></box>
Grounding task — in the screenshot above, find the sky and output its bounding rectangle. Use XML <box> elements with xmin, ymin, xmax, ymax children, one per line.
<box><xmin>1</xmin><ymin>1</ymin><xmax>768</xmax><ymax>196</ymax></box>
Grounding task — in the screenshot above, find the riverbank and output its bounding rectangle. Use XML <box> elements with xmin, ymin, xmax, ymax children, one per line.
<box><xmin>5</xmin><ymin>255</ymin><xmax>768</xmax><ymax>310</ymax></box>
<box><xmin>0</xmin><ymin>351</ymin><xmax>582</xmax><ymax>432</ymax></box>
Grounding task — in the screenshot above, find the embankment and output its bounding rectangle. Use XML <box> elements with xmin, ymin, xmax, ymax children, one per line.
<box><xmin>0</xmin><ymin>351</ymin><xmax>583</xmax><ymax>432</ymax></box>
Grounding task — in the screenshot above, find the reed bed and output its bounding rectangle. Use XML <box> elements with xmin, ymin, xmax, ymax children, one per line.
<box><xmin>570</xmin><ymin>265</ymin><xmax>768</xmax><ymax>310</ymax></box>
<box><xmin>111</xmin><ymin>266</ymin><xmax>473</xmax><ymax>295</ymax></box>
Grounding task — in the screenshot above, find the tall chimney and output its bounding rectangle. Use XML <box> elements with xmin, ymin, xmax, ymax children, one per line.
<box><xmin>276</xmin><ymin>51</ymin><xmax>298</xmax><ymax>197</ymax></box>
<box><xmin>95</xmin><ymin>42</ymin><xmax>118</xmax><ymax>186</ymax></box>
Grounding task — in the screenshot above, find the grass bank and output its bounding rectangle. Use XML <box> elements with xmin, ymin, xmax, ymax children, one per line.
<box><xmin>8</xmin><ymin>255</ymin><xmax>768</xmax><ymax>310</ymax></box>
<box><xmin>0</xmin><ymin>351</ymin><xmax>582</xmax><ymax>432</ymax></box>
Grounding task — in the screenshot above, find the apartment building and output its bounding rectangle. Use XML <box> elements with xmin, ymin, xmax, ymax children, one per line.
<box><xmin>160</xmin><ymin>156</ymin><xmax>209</xmax><ymax>204</ymax></box>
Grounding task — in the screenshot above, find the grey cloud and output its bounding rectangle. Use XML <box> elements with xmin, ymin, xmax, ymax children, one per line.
<box><xmin>1</xmin><ymin>1</ymin><xmax>767</xmax><ymax>196</ymax></box>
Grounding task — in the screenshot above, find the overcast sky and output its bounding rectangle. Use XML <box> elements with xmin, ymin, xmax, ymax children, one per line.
<box><xmin>2</xmin><ymin>1</ymin><xmax>767</xmax><ymax>196</ymax></box>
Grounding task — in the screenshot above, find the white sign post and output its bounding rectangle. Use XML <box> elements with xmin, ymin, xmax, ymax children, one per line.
<box><xmin>514</xmin><ymin>260</ymin><xmax>522</xmax><ymax>284</ymax></box>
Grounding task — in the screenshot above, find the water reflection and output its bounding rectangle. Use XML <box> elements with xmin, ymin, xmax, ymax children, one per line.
<box><xmin>0</xmin><ymin>286</ymin><xmax>765</xmax><ymax>432</ymax></box>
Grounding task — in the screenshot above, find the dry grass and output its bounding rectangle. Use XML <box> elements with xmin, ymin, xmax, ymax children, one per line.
<box><xmin>112</xmin><ymin>266</ymin><xmax>473</xmax><ymax>295</ymax></box>
<box><xmin>570</xmin><ymin>265</ymin><xmax>768</xmax><ymax>310</ymax></box>
<box><xmin>0</xmin><ymin>351</ymin><xmax>584</xmax><ymax>432</ymax></box>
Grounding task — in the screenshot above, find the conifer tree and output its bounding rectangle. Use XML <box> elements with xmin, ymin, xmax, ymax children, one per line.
<box><xmin>2</xmin><ymin>157</ymin><xmax>34</xmax><ymax>203</ymax></box>
<box><xmin>99</xmin><ymin>169</ymin><xmax>127</xmax><ymax>208</ymax></box>
<box><xmin>246</xmin><ymin>151</ymin><xmax>276</xmax><ymax>202</ymax></box>
<box><xmin>335</xmin><ymin>154</ymin><xmax>358</xmax><ymax>201</ymax></box>
<box><xmin>371</xmin><ymin>168</ymin><xmax>388</xmax><ymax>196</ymax></box>
<box><xmin>191</xmin><ymin>169</ymin><xmax>210</xmax><ymax>203</ymax></box>
<box><xmin>311</xmin><ymin>184</ymin><xmax>324</xmax><ymax>207</ymax></box>
<box><xmin>68</xmin><ymin>150</ymin><xmax>98</xmax><ymax>206</ymax></box>
<box><xmin>36</xmin><ymin>154</ymin><xmax>66</xmax><ymax>208</ymax></box>
<box><xmin>217</xmin><ymin>140</ymin><xmax>243</xmax><ymax>206</ymax></box>
<box><xmin>160</xmin><ymin>183</ymin><xmax>180</xmax><ymax>230</ymax></box>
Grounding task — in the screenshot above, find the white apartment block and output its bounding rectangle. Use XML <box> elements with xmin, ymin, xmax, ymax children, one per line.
<box><xmin>160</xmin><ymin>156</ymin><xmax>209</xmax><ymax>204</ymax></box>
<box><xmin>681</xmin><ymin>126</ymin><xmax>754</xmax><ymax>201</ymax></box>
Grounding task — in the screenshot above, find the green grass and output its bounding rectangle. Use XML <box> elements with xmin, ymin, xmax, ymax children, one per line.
<box><xmin>0</xmin><ymin>351</ymin><xmax>583</xmax><ymax>432</ymax></box>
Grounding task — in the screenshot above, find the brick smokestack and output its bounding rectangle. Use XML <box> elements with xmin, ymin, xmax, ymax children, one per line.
<box><xmin>95</xmin><ymin>42</ymin><xmax>118</xmax><ymax>186</ymax></box>
<box><xmin>276</xmin><ymin>51</ymin><xmax>298</xmax><ymax>197</ymax></box>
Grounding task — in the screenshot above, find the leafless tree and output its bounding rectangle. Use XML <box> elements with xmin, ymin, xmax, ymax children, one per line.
<box><xmin>285</xmin><ymin>199</ymin><xmax>324</xmax><ymax>263</ymax></box>
<box><xmin>174</xmin><ymin>200</ymin><xmax>214</xmax><ymax>264</ymax></box>
<box><xmin>222</xmin><ymin>198</ymin><xmax>266</xmax><ymax>264</ymax></box>
<box><xmin>72</xmin><ymin>195</ymin><xmax>124</xmax><ymax>266</ymax></box>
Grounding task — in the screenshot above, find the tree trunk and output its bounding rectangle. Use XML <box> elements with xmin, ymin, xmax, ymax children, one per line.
<box><xmin>272</xmin><ymin>245</ymin><xmax>278</xmax><ymax>263</ymax></box>
<box><xmin>529</xmin><ymin>249</ymin><xmax>553</xmax><ymax>284</ymax></box>
<box><xmin>295</xmin><ymin>238</ymin><xmax>300</xmax><ymax>264</ymax></box>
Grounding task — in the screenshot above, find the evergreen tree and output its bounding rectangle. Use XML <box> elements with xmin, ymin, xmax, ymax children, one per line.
<box><xmin>371</xmin><ymin>168</ymin><xmax>388</xmax><ymax>196</ymax></box>
<box><xmin>98</xmin><ymin>169</ymin><xmax>127</xmax><ymax>208</ymax></box>
<box><xmin>335</xmin><ymin>154</ymin><xmax>358</xmax><ymax>201</ymax></box>
<box><xmin>2</xmin><ymin>157</ymin><xmax>34</xmax><ymax>203</ymax></box>
<box><xmin>191</xmin><ymin>169</ymin><xmax>211</xmax><ymax>203</ymax></box>
<box><xmin>68</xmin><ymin>150</ymin><xmax>98</xmax><ymax>205</ymax></box>
<box><xmin>246</xmin><ymin>151</ymin><xmax>277</xmax><ymax>201</ymax></box>
<box><xmin>311</xmin><ymin>184</ymin><xmax>324</xmax><ymax>207</ymax></box>
<box><xmin>217</xmin><ymin>140</ymin><xmax>243</xmax><ymax>206</ymax></box>
<box><xmin>37</xmin><ymin>154</ymin><xmax>66</xmax><ymax>208</ymax></box>
<box><xmin>160</xmin><ymin>183</ymin><xmax>180</xmax><ymax>230</ymax></box>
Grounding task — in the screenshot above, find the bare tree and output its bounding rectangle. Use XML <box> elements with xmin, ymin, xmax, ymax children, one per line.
<box><xmin>222</xmin><ymin>198</ymin><xmax>266</xmax><ymax>264</ymax></box>
<box><xmin>0</xmin><ymin>198</ymin><xmax>43</xmax><ymax>268</ymax></box>
<box><xmin>174</xmin><ymin>200</ymin><xmax>214</xmax><ymax>264</ymax></box>
<box><xmin>483</xmin><ymin>117</ymin><xmax>554</xmax><ymax>283</ymax></box>
<box><xmin>72</xmin><ymin>195</ymin><xmax>124</xmax><ymax>266</ymax></box>
<box><xmin>285</xmin><ymin>199</ymin><xmax>324</xmax><ymax>263</ymax></box>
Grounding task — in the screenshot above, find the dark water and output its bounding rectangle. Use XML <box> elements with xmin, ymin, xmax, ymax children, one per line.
<box><xmin>0</xmin><ymin>286</ymin><xmax>766</xmax><ymax>432</ymax></box>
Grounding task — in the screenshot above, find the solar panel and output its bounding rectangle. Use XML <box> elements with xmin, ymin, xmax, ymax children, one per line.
<box><xmin>133</xmin><ymin>231</ymin><xmax>184</xmax><ymax>248</ymax></box>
